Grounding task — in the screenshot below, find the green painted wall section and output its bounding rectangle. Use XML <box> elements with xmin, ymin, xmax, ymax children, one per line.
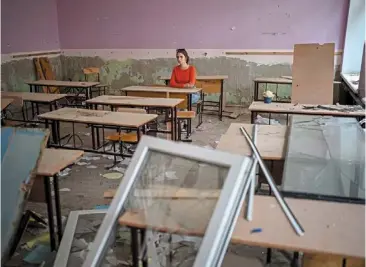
<box><xmin>1</xmin><ymin>55</ymin><xmax>299</xmax><ymax>105</ymax></box>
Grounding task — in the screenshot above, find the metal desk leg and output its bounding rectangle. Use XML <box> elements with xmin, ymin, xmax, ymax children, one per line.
<box><xmin>266</xmin><ymin>248</ymin><xmax>272</xmax><ymax>264</ymax></box>
<box><xmin>52</xmin><ymin>174</ymin><xmax>63</xmax><ymax>243</ymax></box>
<box><xmin>44</xmin><ymin>119</ymin><xmax>51</xmax><ymax>146</ymax></box>
<box><xmin>140</xmin><ymin>229</ymin><xmax>148</xmax><ymax>267</ymax></box>
<box><xmin>43</xmin><ymin>176</ymin><xmax>56</xmax><ymax>251</ymax></box>
<box><xmin>49</xmin><ymin>104</ymin><xmax>58</xmax><ymax>144</ymax></box>
<box><xmin>131</xmin><ymin>228</ymin><xmax>139</xmax><ymax>267</ymax></box>
<box><xmin>187</xmin><ymin>94</ymin><xmax>192</xmax><ymax>137</ymax></box>
<box><xmin>170</xmin><ymin>107</ymin><xmax>175</xmax><ymax>141</ymax></box>
<box><xmin>174</xmin><ymin>107</ymin><xmax>178</xmax><ymax>141</ymax></box>
<box><xmin>31</xmin><ymin>102</ymin><xmax>35</xmax><ymax>120</ymax></box>
<box><xmin>87</xmin><ymin>87</ymin><xmax>91</xmax><ymax>101</ymax></box>
<box><xmin>219</xmin><ymin>81</ymin><xmax>224</xmax><ymax>121</ymax></box>
<box><xmin>250</xmin><ymin>111</ymin><xmax>256</xmax><ymax>124</ymax></box>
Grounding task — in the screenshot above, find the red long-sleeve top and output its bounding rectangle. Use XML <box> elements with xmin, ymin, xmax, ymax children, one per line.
<box><xmin>169</xmin><ymin>65</ymin><xmax>196</xmax><ymax>88</ymax></box>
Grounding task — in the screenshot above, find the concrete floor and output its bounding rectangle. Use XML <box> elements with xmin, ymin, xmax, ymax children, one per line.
<box><xmin>23</xmin><ymin>107</ymin><xmax>293</xmax><ymax>267</ymax></box>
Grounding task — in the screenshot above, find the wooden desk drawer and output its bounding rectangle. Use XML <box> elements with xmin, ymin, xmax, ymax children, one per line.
<box><xmin>196</xmin><ymin>80</ymin><xmax>221</xmax><ymax>94</ymax></box>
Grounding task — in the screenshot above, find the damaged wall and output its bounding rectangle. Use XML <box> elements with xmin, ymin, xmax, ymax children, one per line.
<box><xmin>2</xmin><ymin>0</ymin><xmax>347</xmax><ymax>103</ymax></box>
<box><xmin>60</xmin><ymin>52</ymin><xmax>295</xmax><ymax>104</ymax></box>
<box><xmin>1</xmin><ymin>57</ymin><xmax>63</xmax><ymax>92</ymax></box>
<box><xmin>56</xmin><ymin>0</ymin><xmax>347</xmax><ymax>104</ymax></box>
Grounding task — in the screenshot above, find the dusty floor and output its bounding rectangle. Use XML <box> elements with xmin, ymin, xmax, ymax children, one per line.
<box><xmin>12</xmin><ymin>107</ymin><xmax>294</xmax><ymax>267</ymax></box>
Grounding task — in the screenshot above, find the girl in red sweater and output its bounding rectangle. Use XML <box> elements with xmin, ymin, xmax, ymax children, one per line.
<box><xmin>169</xmin><ymin>49</ymin><xmax>200</xmax><ymax>103</ymax></box>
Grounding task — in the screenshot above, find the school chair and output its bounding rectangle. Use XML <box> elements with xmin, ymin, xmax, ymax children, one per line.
<box><xmin>105</xmin><ymin>108</ymin><xmax>148</xmax><ymax>164</ymax></box>
<box><xmin>83</xmin><ymin>67</ymin><xmax>109</xmax><ymax>97</ymax></box>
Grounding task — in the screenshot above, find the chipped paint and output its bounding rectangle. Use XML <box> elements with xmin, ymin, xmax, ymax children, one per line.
<box><xmin>1</xmin><ymin>57</ymin><xmax>63</xmax><ymax>92</ymax></box>
<box><xmin>1</xmin><ymin>49</ymin><xmax>341</xmax><ymax>105</ymax></box>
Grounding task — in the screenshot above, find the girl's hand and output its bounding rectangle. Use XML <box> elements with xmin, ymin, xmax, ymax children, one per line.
<box><xmin>184</xmin><ymin>83</ymin><xmax>194</xmax><ymax>88</ymax></box>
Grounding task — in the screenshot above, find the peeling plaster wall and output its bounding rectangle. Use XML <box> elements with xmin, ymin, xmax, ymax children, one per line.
<box><xmin>1</xmin><ymin>0</ymin><xmax>347</xmax><ymax>101</ymax></box>
<box><xmin>60</xmin><ymin>53</ymin><xmax>343</xmax><ymax>105</ymax></box>
<box><xmin>59</xmin><ymin>49</ymin><xmax>343</xmax><ymax>105</ymax></box>
<box><xmin>60</xmin><ymin>53</ymin><xmax>295</xmax><ymax>105</ymax></box>
<box><xmin>55</xmin><ymin>0</ymin><xmax>346</xmax><ymax>104</ymax></box>
<box><xmin>1</xmin><ymin>57</ymin><xmax>63</xmax><ymax>92</ymax></box>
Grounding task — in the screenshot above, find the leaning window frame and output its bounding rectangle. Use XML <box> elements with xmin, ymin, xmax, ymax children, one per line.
<box><xmin>53</xmin><ymin>210</ymin><xmax>107</xmax><ymax>267</ymax></box>
<box><xmin>82</xmin><ymin>135</ymin><xmax>252</xmax><ymax>267</ymax></box>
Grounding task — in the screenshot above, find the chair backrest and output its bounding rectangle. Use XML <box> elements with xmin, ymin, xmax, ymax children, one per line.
<box><xmin>83</xmin><ymin>67</ymin><xmax>100</xmax><ymax>75</ymax></box>
<box><xmin>83</xmin><ymin>67</ymin><xmax>100</xmax><ymax>82</ymax></box>
<box><xmin>116</xmin><ymin>107</ymin><xmax>147</xmax><ymax>114</ymax></box>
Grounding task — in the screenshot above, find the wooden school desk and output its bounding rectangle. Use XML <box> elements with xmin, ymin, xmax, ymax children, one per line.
<box><xmin>253</xmin><ymin>77</ymin><xmax>293</xmax><ymax>103</ymax></box>
<box><xmin>217</xmin><ymin>120</ymin><xmax>365</xmax><ymax>203</ymax></box>
<box><xmin>1</xmin><ymin>92</ymin><xmax>67</xmax><ymax>132</ymax></box>
<box><xmin>117</xmin><ymin>192</ymin><xmax>364</xmax><ymax>267</ymax></box>
<box><xmin>121</xmin><ymin>86</ymin><xmax>202</xmax><ymax>137</ymax></box>
<box><xmin>160</xmin><ymin>75</ymin><xmax>228</xmax><ymax>120</ymax></box>
<box><xmin>26</xmin><ymin>80</ymin><xmax>100</xmax><ymax>101</ymax></box>
<box><xmin>217</xmin><ymin>123</ymin><xmax>287</xmax><ymax>160</ymax></box>
<box><xmin>29</xmin><ymin>149</ymin><xmax>84</xmax><ymax>251</ymax></box>
<box><xmin>254</xmin><ymin>77</ymin><xmax>343</xmax><ymax>104</ymax></box>
<box><xmin>217</xmin><ymin>123</ymin><xmax>286</xmax><ymax>190</ymax></box>
<box><xmin>86</xmin><ymin>95</ymin><xmax>184</xmax><ymax>141</ymax></box>
<box><xmin>38</xmin><ymin>108</ymin><xmax>158</xmax><ymax>158</ymax></box>
<box><xmin>248</xmin><ymin>101</ymin><xmax>365</xmax><ymax>124</ymax></box>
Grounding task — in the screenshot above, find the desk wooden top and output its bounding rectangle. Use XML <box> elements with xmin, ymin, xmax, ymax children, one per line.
<box><xmin>253</xmin><ymin>77</ymin><xmax>293</xmax><ymax>84</ymax></box>
<box><xmin>86</xmin><ymin>95</ymin><xmax>184</xmax><ymax>108</ymax></box>
<box><xmin>1</xmin><ymin>98</ymin><xmax>14</xmax><ymax>111</ymax></box>
<box><xmin>26</xmin><ymin>80</ymin><xmax>100</xmax><ymax>88</ymax></box>
<box><xmin>38</xmin><ymin>107</ymin><xmax>158</xmax><ymax>127</ymax></box>
<box><xmin>36</xmin><ymin>148</ymin><xmax>84</xmax><ymax>176</ymax></box>
<box><xmin>160</xmin><ymin>75</ymin><xmax>228</xmax><ymax>81</ymax></box>
<box><xmin>249</xmin><ymin>101</ymin><xmax>365</xmax><ymax>116</ymax></box>
<box><xmin>118</xmin><ymin>191</ymin><xmax>365</xmax><ymax>258</ymax></box>
<box><xmin>121</xmin><ymin>86</ymin><xmax>202</xmax><ymax>94</ymax></box>
<box><xmin>2</xmin><ymin>92</ymin><xmax>67</xmax><ymax>103</ymax></box>
<box><xmin>216</xmin><ymin>124</ymin><xmax>287</xmax><ymax>160</ymax></box>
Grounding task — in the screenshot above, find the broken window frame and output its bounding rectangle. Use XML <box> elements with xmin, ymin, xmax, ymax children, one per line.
<box><xmin>53</xmin><ymin>210</ymin><xmax>107</xmax><ymax>267</ymax></box>
<box><xmin>82</xmin><ymin>136</ymin><xmax>252</xmax><ymax>267</ymax></box>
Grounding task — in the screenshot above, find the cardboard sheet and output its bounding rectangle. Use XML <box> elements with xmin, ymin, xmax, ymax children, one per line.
<box><xmin>292</xmin><ymin>43</ymin><xmax>335</xmax><ymax>104</ymax></box>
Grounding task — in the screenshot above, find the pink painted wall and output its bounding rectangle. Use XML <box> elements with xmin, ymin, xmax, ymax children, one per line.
<box><xmin>1</xmin><ymin>0</ymin><xmax>60</xmax><ymax>54</ymax></box>
<box><xmin>57</xmin><ymin>0</ymin><xmax>349</xmax><ymax>50</ymax></box>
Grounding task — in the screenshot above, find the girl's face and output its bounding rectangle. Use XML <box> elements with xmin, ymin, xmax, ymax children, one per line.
<box><xmin>176</xmin><ymin>53</ymin><xmax>186</xmax><ymax>65</ymax></box>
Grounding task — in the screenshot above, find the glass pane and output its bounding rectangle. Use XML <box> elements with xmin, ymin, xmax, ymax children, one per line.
<box><xmin>282</xmin><ymin>115</ymin><xmax>365</xmax><ymax>202</ymax></box>
<box><xmin>95</xmin><ymin>150</ymin><xmax>229</xmax><ymax>267</ymax></box>
<box><xmin>66</xmin><ymin>213</ymin><xmax>132</xmax><ymax>266</ymax></box>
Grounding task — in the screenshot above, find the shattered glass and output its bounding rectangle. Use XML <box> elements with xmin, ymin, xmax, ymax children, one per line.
<box><xmin>282</xmin><ymin>115</ymin><xmax>365</xmax><ymax>202</ymax></box>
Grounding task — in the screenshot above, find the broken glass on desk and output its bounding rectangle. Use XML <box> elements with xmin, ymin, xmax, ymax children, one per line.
<box><xmin>82</xmin><ymin>136</ymin><xmax>251</xmax><ymax>267</ymax></box>
<box><xmin>281</xmin><ymin>115</ymin><xmax>365</xmax><ymax>203</ymax></box>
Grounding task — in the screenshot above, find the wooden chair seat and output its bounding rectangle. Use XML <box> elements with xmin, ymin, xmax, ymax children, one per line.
<box><xmin>177</xmin><ymin>110</ymin><xmax>196</xmax><ymax>119</ymax></box>
<box><xmin>106</xmin><ymin>132</ymin><xmax>138</xmax><ymax>143</ymax></box>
